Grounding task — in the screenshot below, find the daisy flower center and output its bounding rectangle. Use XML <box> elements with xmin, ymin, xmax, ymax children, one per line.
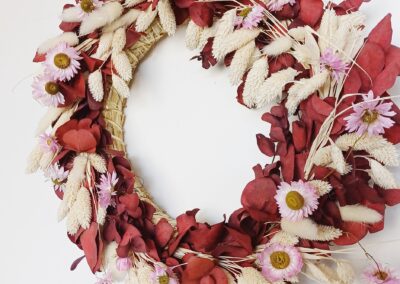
<box><xmin>362</xmin><ymin>110</ymin><xmax>379</xmax><ymax>124</ymax></box>
<box><xmin>270</xmin><ymin>251</ymin><xmax>291</xmax><ymax>269</ymax></box>
<box><xmin>80</xmin><ymin>0</ymin><xmax>95</xmax><ymax>13</ymax></box>
<box><xmin>239</xmin><ymin>7</ymin><xmax>252</xmax><ymax>17</ymax></box>
<box><xmin>52</xmin><ymin>179</ymin><xmax>63</xmax><ymax>186</ymax></box>
<box><xmin>374</xmin><ymin>271</ymin><xmax>388</xmax><ymax>281</ymax></box>
<box><xmin>45</xmin><ymin>81</ymin><xmax>60</xmax><ymax>95</ymax></box>
<box><xmin>54</xmin><ymin>53</ymin><xmax>71</xmax><ymax>69</ymax></box>
<box><xmin>158</xmin><ymin>275</ymin><xmax>170</xmax><ymax>284</ymax></box>
<box><xmin>285</xmin><ymin>191</ymin><xmax>305</xmax><ymax>210</ymax></box>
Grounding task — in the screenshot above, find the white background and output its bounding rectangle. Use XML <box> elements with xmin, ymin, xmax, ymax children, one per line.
<box><xmin>0</xmin><ymin>0</ymin><xmax>400</xmax><ymax>283</ymax></box>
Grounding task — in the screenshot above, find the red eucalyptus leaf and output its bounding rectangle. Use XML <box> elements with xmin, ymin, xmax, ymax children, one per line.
<box><xmin>373</xmin><ymin>63</ymin><xmax>400</xmax><ymax>97</ymax></box>
<box><xmin>292</xmin><ymin>122</ymin><xmax>307</xmax><ymax>152</ymax></box>
<box><xmin>59</xmin><ymin>73</ymin><xmax>86</xmax><ymax>106</ymax></box>
<box><xmin>383</xmin><ymin>189</ymin><xmax>400</xmax><ymax>206</ymax></box>
<box><xmin>175</xmin><ymin>0</ymin><xmax>194</xmax><ymax>8</ymax></box>
<box><xmin>368</xmin><ymin>14</ymin><xmax>393</xmax><ymax>52</ymax></box>
<box><xmin>33</xmin><ymin>52</ymin><xmax>46</xmax><ymax>63</ymax></box>
<box><xmin>80</xmin><ymin>223</ymin><xmax>99</xmax><ymax>272</ymax></box>
<box><xmin>183</xmin><ymin>257</ymin><xmax>215</xmax><ymax>281</ymax></box>
<box><xmin>343</xmin><ymin>68</ymin><xmax>362</xmax><ymax>94</ymax></box>
<box><xmin>298</xmin><ymin>0</ymin><xmax>323</xmax><ymax>27</ymax></box>
<box><xmin>356</xmin><ymin>42</ymin><xmax>386</xmax><ymax>91</ymax></box>
<box><xmin>119</xmin><ymin>193</ymin><xmax>142</xmax><ymax>218</ymax></box>
<box><xmin>63</xmin><ymin>129</ymin><xmax>97</xmax><ymax>153</ymax></box>
<box><xmin>241</xmin><ymin>177</ymin><xmax>278</xmax><ymax>222</ymax></box>
<box><xmin>256</xmin><ymin>134</ymin><xmax>276</xmax><ymax>156</ymax></box>
<box><xmin>281</xmin><ymin>145</ymin><xmax>295</xmax><ymax>182</ymax></box>
<box><xmin>333</xmin><ymin>222</ymin><xmax>368</xmax><ymax>245</ymax></box>
<box><xmin>384</xmin><ymin>124</ymin><xmax>400</xmax><ymax>145</ymax></box>
<box><xmin>70</xmin><ymin>255</ymin><xmax>85</xmax><ymax>271</ymax></box>
<box><xmin>189</xmin><ymin>3</ymin><xmax>213</xmax><ymax>27</ymax></box>
<box><xmin>81</xmin><ymin>52</ymin><xmax>103</xmax><ymax>73</ymax></box>
<box><xmin>333</xmin><ymin>0</ymin><xmax>370</xmax><ymax>14</ymax></box>
<box><xmin>155</xmin><ymin>218</ymin><xmax>174</xmax><ymax>248</ymax></box>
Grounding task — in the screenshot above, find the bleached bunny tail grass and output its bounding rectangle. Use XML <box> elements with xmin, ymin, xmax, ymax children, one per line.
<box><xmin>330</xmin><ymin>143</ymin><xmax>346</xmax><ymax>174</ymax></box>
<box><xmin>229</xmin><ymin>41</ymin><xmax>255</xmax><ymax>85</ymax></box>
<box><xmin>39</xmin><ymin>151</ymin><xmax>55</xmax><ymax>170</ymax></box>
<box><xmin>313</xmin><ymin>146</ymin><xmax>332</xmax><ymax>166</ymax></box>
<box><xmin>305</xmin><ymin>261</ymin><xmax>332</xmax><ymax>283</ymax></box>
<box><xmin>124</xmin><ymin>0</ymin><xmax>146</xmax><ymax>7</ymax></box>
<box><xmin>270</xmin><ymin>231</ymin><xmax>299</xmax><ymax>246</ymax></box>
<box><xmin>318</xmin><ymin>9</ymin><xmax>339</xmax><ymax>52</ymax></box>
<box><xmin>216</xmin><ymin>9</ymin><xmax>236</xmax><ymax>37</ymax></box>
<box><xmin>339</xmin><ymin>204</ymin><xmax>382</xmax><ymax>224</ymax></box>
<box><xmin>213</xmin><ymin>29</ymin><xmax>260</xmax><ymax>61</ymax></box>
<box><xmin>64</xmin><ymin>153</ymin><xmax>88</xmax><ymax>209</ymax></box>
<box><xmin>112</xmin><ymin>28</ymin><xmax>127</xmax><ymax>53</ymax></box>
<box><xmin>66</xmin><ymin>186</ymin><xmax>92</xmax><ymax>235</ymax></box>
<box><xmin>236</xmin><ymin>267</ymin><xmax>269</xmax><ymax>284</ymax></box>
<box><xmin>52</xmin><ymin>106</ymin><xmax>76</xmax><ymax>133</ymax></box>
<box><xmin>198</xmin><ymin>25</ymin><xmax>218</xmax><ymax>50</ymax></box>
<box><xmin>93</xmin><ymin>32</ymin><xmax>113</xmax><ymax>59</ymax></box>
<box><xmin>37</xmin><ymin>32</ymin><xmax>79</xmax><ymax>54</ymax></box>
<box><xmin>79</xmin><ymin>2</ymin><xmax>124</xmax><ymax>36</ymax></box>
<box><xmin>262</xmin><ymin>36</ymin><xmax>293</xmax><ymax>57</ymax></box>
<box><xmin>286</xmin><ymin>70</ymin><xmax>329</xmax><ymax>114</ymax></box>
<box><xmin>368</xmin><ymin>158</ymin><xmax>397</xmax><ymax>189</ymax></box>
<box><xmin>89</xmin><ymin>70</ymin><xmax>105</xmax><ymax>102</ymax></box>
<box><xmin>158</xmin><ymin>0</ymin><xmax>176</xmax><ymax>36</ymax></box>
<box><xmin>335</xmin><ymin>134</ymin><xmax>399</xmax><ymax>167</ymax></box>
<box><xmin>126</xmin><ymin>260</ymin><xmax>154</xmax><ymax>284</ymax></box>
<box><xmin>185</xmin><ymin>20</ymin><xmax>202</xmax><ymax>50</ymax></box>
<box><xmin>112</xmin><ymin>52</ymin><xmax>132</xmax><ymax>81</ymax></box>
<box><xmin>89</xmin><ymin>153</ymin><xmax>107</xmax><ymax>173</ymax></box>
<box><xmin>336</xmin><ymin>261</ymin><xmax>355</xmax><ymax>284</ymax></box>
<box><xmin>57</xmin><ymin>199</ymin><xmax>69</xmax><ymax>222</ymax></box>
<box><xmin>103</xmin><ymin>242</ymin><xmax>130</xmax><ymax>282</ymax></box>
<box><xmin>135</xmin><ymin>6</ymin><xmax>158</xmax><ymax>33</ymax></box>
<box><xmin>103</xmin><ymin>9</ymin><xmax>141</xmax><ymax>33</ymax></box>
<box><xmin>35</xmin><ymin>107</ymin><xmax>66</xmax><ymax>136</ymax></box>
<box><xmin>253</xmin><ymin>67</ymin><xmax>298</xmax><ymax>108</ymax></box>
<box><xmin>281</xmin><ymin>218</ymin><xmax>342</xmax><ymax>241</ymax></box>
<box><xmin>112</xmin><ymin>74</ymin><xmax>131</xmax><ymax>98</ymax></box>
<box><xmin>242</xmin><ymin>57</ymin><xmax>269</xmax><ymax>108</ymax></box>
<box><xmin>61</xmin><ymin>6</ymin><xmax>82</xmax><ymax>22</ymax></box>
<box><xmin>97</xmin><ymin>207</ymin><xmax>107</xmax><ymax>225</ymax></box>
<box><xmin>288</xmin><ymin>27</ymin><xmax>307</xmax><ymax>42</ymax></box>
<box><xmin>309</xmin><ymin>180</ymin><xmax>332</xmax><ymax>196</ymax></box>
<box><xmin>26</xmin><ymin>144</ymin><xmax>44</xmax><ymax>174</ymax></box>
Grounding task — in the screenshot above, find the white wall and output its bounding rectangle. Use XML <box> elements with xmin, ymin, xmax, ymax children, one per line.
<box><xmin>0</xmin><ymin>0</ymin><xmax>399</xmax><ymax>283</ymax></box>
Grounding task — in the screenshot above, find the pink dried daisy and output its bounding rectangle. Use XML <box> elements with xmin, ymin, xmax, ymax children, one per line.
<box><xmin>76</xmin><ymin>0</ymin><xmax>103</xmax><ymax>20</ymax></box>
<box><xmin>275</xmin><ymin>180</ymin><xmax>319</xmax><ymax>221</ymax></box>
<box><xmin>97</xmin><ymin>172</ymin><xmax>118</xmax><ymax>209</ymax></box>
<box><xmin>32</xmin><ymin>73</ymin><xmax>65</xmax><ymax>107</ymax></box>
<box><xmin>235</xmin><ymin>5</ymin><xmax>265</xmax><ymax>30</ymax></box>
<box><xmin>267</xmin><ymin>0</ymin><xmax>296</xmax><ymax>12</ymax></box>
<box><xmin>363</xmin><ymin>263</ymin><xmax>400</xmax><ymax>284</ymax></box>
<box><xmin>39</xmin><ymin>133</ymin><xmax>60</xmax><ymax>153</ymax></box>
<box><xmin>44</xmin><ymin>42</ymin><xmax>82</xmax><ymax>82</ymax></box>
<box><xmin>320</xmin><ymin>48</ymin><xmax>349</xmax><ymax>81</ymax></box>
<box><xmin>150</xmin><ymin>265</ymin><xmax>179</xmax><ymax>284</ymax></box>
<box><xmin>344</xmin><ymin>91</ymin><xmax>395</xmax><ymax>136</ymax></box>
<box><xmin>258</xmin><ymin>243</ymin><xmax>303</xmax><ymax>282</ymax></box>
<box><xmin>45</xmin><ymin>164</ymin><xmax>69</xmax><ymax>192</ymax></box>
<box><xmin>116</xmin><ymin>257</ymin><xmax>132</xmax><ymax>272</ymax></box>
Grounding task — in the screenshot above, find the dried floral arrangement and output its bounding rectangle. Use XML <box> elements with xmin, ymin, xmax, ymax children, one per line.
<box><xmin>28</xmin><ymin>0</ymin><xmax>400</xmax><ymax>283</ymax></box>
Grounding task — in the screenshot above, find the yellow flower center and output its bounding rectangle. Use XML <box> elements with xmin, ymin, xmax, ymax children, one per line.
<box><xmin>270</xmin><ymin>251</ymin><xmax>291</xmax><ymax>269</ymax></box>
<box><xmin>158</xmin><ymin>275</ymin><xmax>169</xmax><ymax>284</ymax></box>
<box><xmin>54</xmin><ymin>53</ymin><xmax>71</xmax><ymax>69</ymax></box>
<box><xmin>374</xmin><ymin>271</ymin><xmax>388</xmax><ymax>281</ymax></box>
<box><xmin>239</xmin><ymin>7</ymin><xmax>252</xmax><ymax>17</ymax></box>
<box><xmin>45</xmin><ymin>82</ymin><xmax>60</xmax><ymax>95</ymax></box>
<box><xmin>52</xmin><ymin>179</ymin><xmax>63</xmax><ymax>186</ymax></box>
<box><xmin>285</xmin><ymin>191</ymin><xmax>305</xmax><ymax>210</ymax></box>
<box><xmin>362</xmin><ymin>110</ymin><xmax>379</xmax><ymax>124</ymax></box>
<box><xmin>80</xmin><ymin>0</ymin><xmax>95</xmax><ymax>13</ymax></box>
<box><xmin>46</xmin><ymin>138</ymin><xmax>53</xmax><ymax>145</ymax></box>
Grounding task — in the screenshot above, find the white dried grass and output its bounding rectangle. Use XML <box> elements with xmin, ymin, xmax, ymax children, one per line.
<box><xmin>80</xmin><ymin>2</ymin><xmax>124</xmax><ymax>36</ymax></box>
<box><xmin>89</xmin><ymin>70</ymin><xmax>105</xmax><ymax>102</ymax></box>
<box><xmin>37</xmin><ymin>32</ymin><xmax>79</xmax><ymax>54</ymax></box>
<box><xmin>242</xmin><ymin>57</ymin><xmax>269</xmax><ymax>108</ymax></box>
<box><xmin>158</xmin><ymin>0</ymin><xmax>176</xmax><ymax>35</ymax></box>
<box><xmin>112</xmin><ymin>28</ymin><xmax>127</xmax><ymax>53</ymax></box>
<box><xmin>135</xmin><ymin>6</ymin><xmax>158</xmax><ymax>32</ymax></box>
<box><xmin>89</xmin><ymin>153</ymin><xmax>107</xmax><ymax>173</ymax></box>
<box><xmin>112</xmin><ymin>51</ymin><xmax>132</xmax><ymax>81</ymax></box>
<box><xmin>368</xmin><ymin>159</ymin><xmax>397</xmax><ymax>189</ymax></box>
<box><xmin>112</xmin><ymin>74</ymin><xmax>131</xmax><ymax>98</ymax></box>
<box><xmin>35</xmin><ymin>107</ymin><xmax>66</xmax><ymax>136</ymax></box>
<box><xmin>270</xmin><ymin>231</ymin><xmax>299</xmax><ymax>246</ymax></box>
<box><xmin>228</xmin><ymin>41</ymin><xmax>255</xmax><ymax>85</ymax></box>
<box><xmin>262</xmin><ymin>36</ymin><xmax>293</xmax><ymax>57</ymax></box>
<box><xmin>185</xmin><ymin>20</ymin><xmax>202</xmax><ymax>50</ymax></box>
<box><xmin>216</xmin><ymin>9</ymin><xmax>236</xmax><ymax>37</ymax></box>
<box><xmin>94</xmin><ymin>32</ymin><xmax>113</xmax><ymax>59</ymax></box>
<box><xmin>286</xmin><ymin>70</ymin><xmax>329</xmax><ymax>114</ymax></box>
<box><xmin>330</xmin><ymin>143</ymin><xmax>346</xmax><ymax>174</ymax></box>
<box><xmin>281</xmin><ymin>218</ymin><xmax>342</xmax><ymax>241</ymax></box>
<box><xmin>124</xmin><ymin>0</ymin><xmax>146</xmax><ymax>7</ymax></box>
<box><xmin>236</xmin><ymin>267</ymin><xmax>269</xmax><ymax>284</ymax></box>
<box><xmin>61</xmin><ymin>6</ymin><xmax>82</xmax><ymax>22</ymax></box>
<box><xmin>103</xmin><ymin>9</ymin><xmax>141</xmax><ymax>33</ymax></box>
<box><xmin>339</xmin><ymin>204</ymin><xmax>382</xmax><ymax>224</ymax></box>
<box><xmin>309</xmin><ymin>180</ymin><xmax>332</xmax><ymax>196</ymax></box>
<box><xmin>26</xmin><ymin>144</ymin><xmax>44</xmax><ymax>173</ymax></box>
<box><xmin>64</xmin><ymin>154</ymin><xmax>88</xmax><ymax>209</ymax></box>
<box><xmin>213</xmin><ymin>29</ymin><xmax>260</xmax><ymax>61</ymax></box>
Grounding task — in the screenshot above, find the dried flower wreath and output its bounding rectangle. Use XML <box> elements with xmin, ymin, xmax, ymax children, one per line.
<box><xmin>28</xmin><ymin>0</ymin><xmax>400</xmax><ymax>283</ymax></box>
